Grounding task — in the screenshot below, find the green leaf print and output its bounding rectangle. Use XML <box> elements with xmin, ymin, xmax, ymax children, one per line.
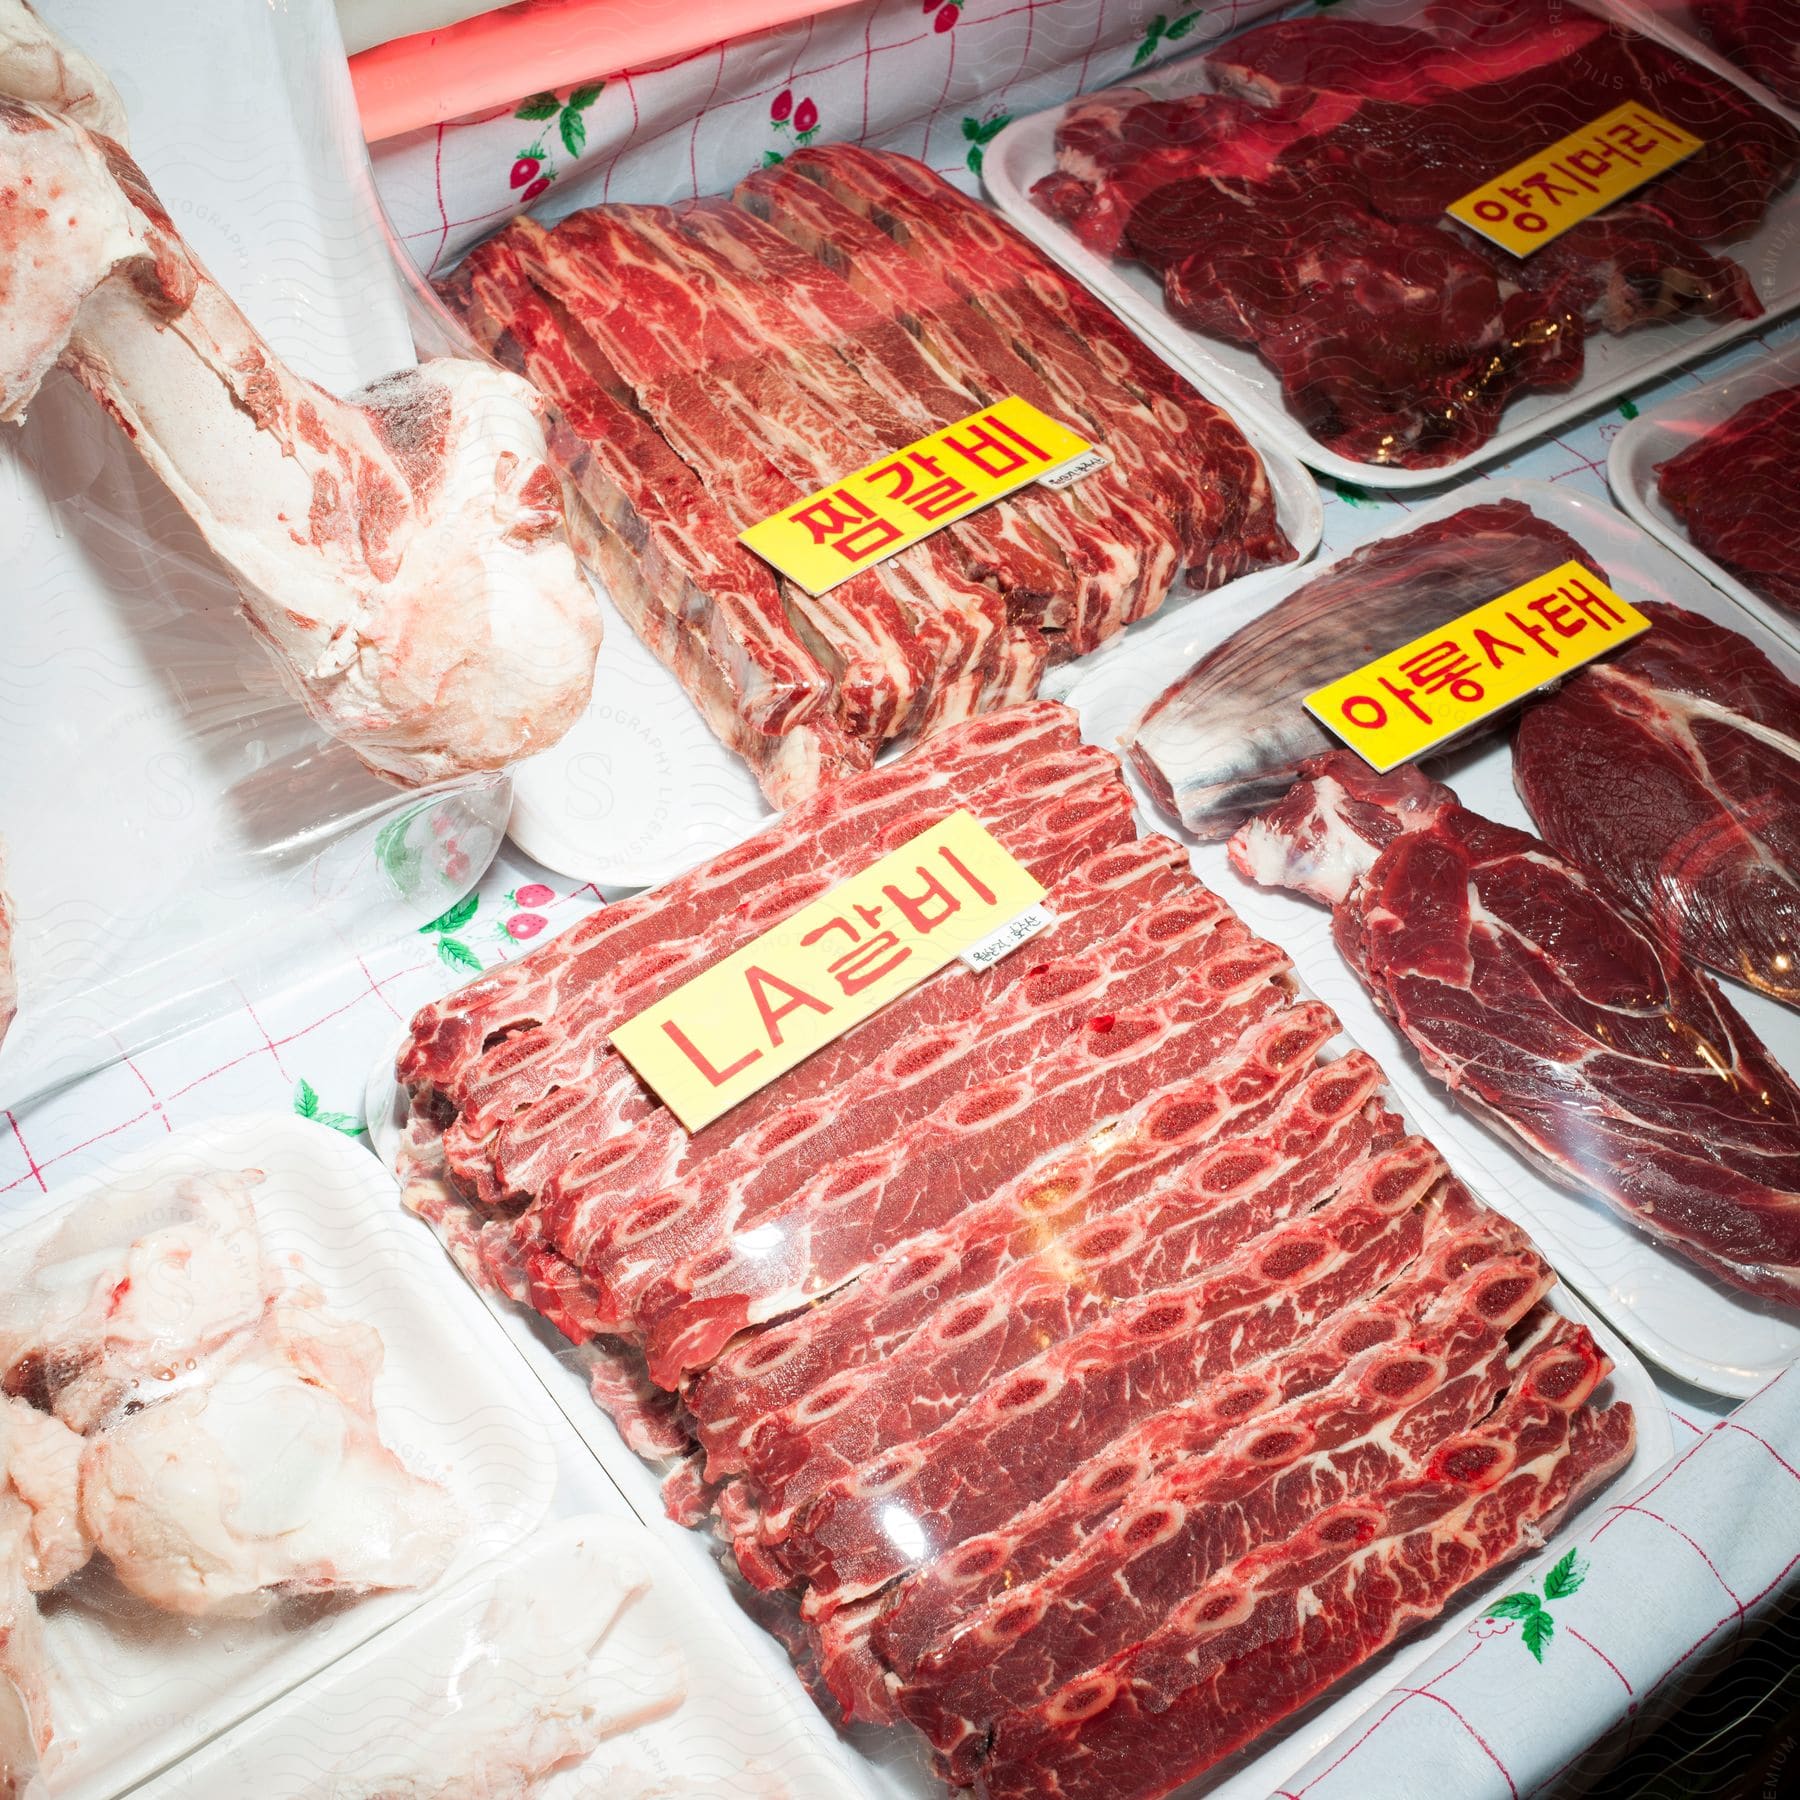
<box><xmin>560</xmin><ymin>105</ymin><xmax>588</xmax><ymax>159</ymax></box>
<box><xmin>568</xmin><ymin>83</ymin><xmax>605</xmax><ymax>111</ymax></box>
<box><xmin>1543</xmin><ymin>1547</ymin><xmax>1587</xmax><ymax>1601</ymax></box>
<box><xmin>1619</xmin><ymin>398</ymin><xmax>1641</xmax><ymax>421</ymax></box>
<box><xmin>438</xmin><ymin>937</ymin><xmax>483</xmax><ymax>974</ymax></box>
<box><xmin>1483</xmin><ymin>1592</ymin><xmax>1544</xmax><ymax>1624</ymax></box>
<box><xmin>293</xmin><ymin>1078</ymin><xmax>320</xmax><ymax>1119</ymax></box>
<box><xmin>515</xmin><ymin>92</ymin><xmax>561</xmax><ymax>121</ymax></box>
<box><xmin>293</xmin><ymin>1078</ymin><xmax>366</xmax><ymax>1136</ymax></box>
<box><xmin>1166</xmin><ymin>10</ymin><xmax>1202</xmax><ymax>40</ymax></box>
<box><xmin>420</xmin><ymin>892</ymin><xmax>478</xmax><ymax>935</ymax></box>
<box><xmin>1132</xmin><ymin>16</ymin><xmax>1168</xmax><ymax>67</ymax></box>
<box><xmin>1520</xmin><ymin>1609</ymin><xmax>1556</xmax><ymax>1662</ymax></box>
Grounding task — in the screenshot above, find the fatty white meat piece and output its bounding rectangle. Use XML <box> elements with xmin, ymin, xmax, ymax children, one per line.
<box><xmin>317</xmin><ymin>1539</ymin><xmax>682</xmax><ymax>1799</ymax></box>
<box><xmin>0</xmin><ymin>1169</ymin><xmax>269</xmax><ymax>1431</ymax></box>
<box><xmin>0</xmin><ymin>1400</ymin><xmax>86</xmax><ymax>1595</ymax></box>
<box><xmin>79</xmin><ymin>1315</ymin><xmax>458</xmax><ymax>1620</ymax></box>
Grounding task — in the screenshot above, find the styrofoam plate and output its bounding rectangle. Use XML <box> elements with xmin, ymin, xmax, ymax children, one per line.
<box><xmin>1608</xmin><ymin>335</ymin><xmax>1800</xmax><ymax>650</ymax></box>
<box><xmin>981</xmin><ymin>0</ymin><xmax>1800</xmax><ymax>491</ymax></box>
<box><xmin>10</xmin><ymin>1114</ymin><xmax>562</xmax><ymax>1799</ymax></box>
<box><xmin>139</xmin><ymin>1514</ymin><xmax>860</xmax><ymax>1798</ymax></box>
<box><xmin>1062</xmin><ymin>476</ymin><xmax>1800</xmax><ymax>1396</ymax></box>
<box><xmin>366</xmin><ymin>1033</ymin><xmax>1669</xmax><ymax>1800</ymax></box>
<box><xmin>499</xmin><ymin>395</ymin><xmax>1322</xmax><ymax>892</ymax></box>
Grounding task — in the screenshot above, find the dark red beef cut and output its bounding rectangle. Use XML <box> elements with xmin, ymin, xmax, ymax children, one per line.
<box><xmin>1691</xmin><ymin>0</ymin><xmax>1800</xmax><ymax>107</ymax></box>
<box><xmin>1034</xmin><ymin>0</ymin><xmax>1793</xmax><ymax>468</ymax></box>
<box><xmin>1656</xmin><ymin>383</ymin><xmax>1800</xmax><ymax>616</ymax></box>
<box><xmin>1232</xmin><ymin>754</ymin><xmax>1800</xmax><ymax>1304</ymax></box>
<box><xmin>1515</xmin><ymin>601</ymin><xmax>1800</xmax><ymax>1011</ymax></box>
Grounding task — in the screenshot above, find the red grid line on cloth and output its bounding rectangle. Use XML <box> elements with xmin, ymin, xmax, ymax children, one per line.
<box><xmin>1722</xmin><ymin>1418</ymin><xmax>1800</xmax><ymax>1484</ymax></box>
<box><xmin>1595</xmin><ymin>1503</ymin><xmax>1744</xmax><ymax>1622</ymax></box>
<box><xmin>5</xmin><ymin>1110</ymin><xmax>47</xmax><ymax>1193</ymax></box>
<box><xmin>1391</xmin><ymin>1686</ymin><xmax>1520</xmax><ymax>1798</ymax></box>
<box><xmin>0</xmin><ymin>957</ymin><xmax>439</xmax><ymax>1196</ymax></box>
<box><xmin>1565</xmin><ymin>1626</ymin><xmax>1634</xmax><ymax>1696</ymax></box>
<box><xmin>687</xmin><ymin>43</ymin><xmax>730</xmax><ymax>199</ymax></box>
<box><xmin>1282</xmin><ymin>1643</ymin><xmax>1488</xmax><ymax>1797</ymax></box>
<box><xmin>109</xmin><ymin>1033</ymin><xmax>173</xmax><ymax>1135</ymax></box>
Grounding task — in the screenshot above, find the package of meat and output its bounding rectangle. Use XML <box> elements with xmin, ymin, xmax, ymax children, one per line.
<box><xmin>982</xmin><ymin>0</ymin><xmax>1800</xmax><ymax>489</ymax></box>
<box><xmin>152</xmin><ymin>1515</ymin><xmax>856</xmax><ymax>1799</ymax></box>
<box><xmin>1608</xmin><ymin>334</ymin><xmax>1800</xmax><ymax>647</ymax></box>
<box><xmin>0</xmin><ymin>1114</ymin><xmax>559</xmax><ymax>1798</ymax></box>
<box><xmin>387</xmin><ymin>136</ymin><xmax>1320</xmax><ymax>888</ymax></box>
<box><xmin>0</xmin><ymin>0</ymin><xmax>518</xmax><ymax>1111</ymax></box>
<box><xmin>360</xmin><ymin>697</ymin><xmax>1665</xmax><ymax>1800</ymax></box>
<box><xmin>1626</xmin><ymin>0</ymin><xmax>1800</xmax><ymax>115</ymax></box>
<box><xmin>1063</xmin><ymin>479</ymin><xmax>1800</xmax><ymax>1396</ymax></box>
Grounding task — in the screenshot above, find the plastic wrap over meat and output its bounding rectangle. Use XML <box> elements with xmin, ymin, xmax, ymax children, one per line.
<box><xmin>1656</xmin><ymin>381</ymin><xmax>1800</xmax><ymax>617</ymax></box>
<box><xmin>1033</xmin><ymin>0</ymin><xmax>1796</xmax><ymax>468</ymax></box>
<box><xmin>305</xmin><ymin>1537</ymin><xmax>683</xmax><ymax>1799</ymax></box>
<box><xmin>1232</xmin><ymin>752</ymin><xmax>1800</xmax><ymax>1305</ymax></box>
<box><xmin>1684</xmin><ymin>0</ymin><xmax>1800</xmax><ymax>106</ymax></box>
<box><xmin>438</xmin><ymin>146</ymin><xmax>1294</xmax><ymax>805</ymax></box>
<box><xmin>0</xmin><ymin>1163</ymin><xmax>458</xmax><ymax>1768</ymax></box>
<box><xmin>398</xmin><ymin>702</ymin><xmax>1635</xmax><ymax>1798</ymax></box>
<box><xmin>1514</xmin><ymin>600</ymin><xmax>1800</xmax><ymax>1010</ymax></box>
<box><xmin>1126</xmin><ymin>498</ymin><xmax>1598</xmax><ymax>838</ymax></box>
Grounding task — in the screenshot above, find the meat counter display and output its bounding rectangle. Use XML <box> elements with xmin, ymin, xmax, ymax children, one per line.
<box><xmin>5</xmin><ymin>0</ymin><xmax>1800</xmax><ymax>1794</ymax></box>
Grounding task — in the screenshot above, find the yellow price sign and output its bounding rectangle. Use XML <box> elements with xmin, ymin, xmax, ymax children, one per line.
<box><xmin>1304</xmin><ymin>560</ymin><xmax>1651</xmax><ymax>774</ymax></box>
<box><xmin>610</xmin><ymin>811</ymin><xmax>1049</xmax><ymax>1133</ymax></box>
<box><xmin>1448</xmin><ymin>103</ymin><xmax>1704</xmax><ymax>257</ymax></box>
<box><xmin>737</xmin><ymin>395</ymin><xmax>1097</xmax><ymax>596</ymax></box>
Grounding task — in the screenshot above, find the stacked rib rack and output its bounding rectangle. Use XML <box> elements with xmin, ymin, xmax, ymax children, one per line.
<box><xmin>397</xmin><ymin>703</ymin><xmax>1634</xmax><ymax>1800</ymax></box>
<box><xmin>438</xmin><ymin>146</ymin><xmax>1295</xmax><ymax>806</ymax></box>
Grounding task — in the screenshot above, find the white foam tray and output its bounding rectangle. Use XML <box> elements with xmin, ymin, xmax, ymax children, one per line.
<box><xmin>367</xmin><ymin>1041</ymin><xmax>1668</xmax><ymax>1800</ymax></box>
<box><xmin>491</xmin><ymin>352</ymin><xmax>1322</xmax><ymax>892</ymax></box>
<box><xmin>140</xmin><ymin>1514</ymin><xmax>845</xmax><ymax>1798</ymax></box>
<box><xmin>9</xmin><ymin>1115</ymin><xmax>562</xmax><ymax>1800</ymax></box>
<box><xmin>1063</xmin><ymin>476</ymin><xmax>1800</xmax><ymax>1397</ymax></box>
<box><xmin>1608</xmin><ymin>336</ymin><xmax>1800</xmax><ymax>650</ymax></box>
<box><xmin>981</xmin><ymin>0</ymin><xmax>1800</xmax><ymax>491</ymax></box>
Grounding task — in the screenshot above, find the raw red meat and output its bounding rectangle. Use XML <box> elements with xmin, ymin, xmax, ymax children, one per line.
<box><xmin>1690</xmin><ymin>0</ymin><xmax>1800</xmax><ymax>107</ymax></box>
<box><xmin>505</xmin><ymin>832</ymin><xmax>1190</xmax><ymax>1239</ymax></box>
<box><xmin>442</xmin><ymin>743</ymin><xmax>1131</xmax><ymax>1196</ymax></box>
<box><xmin>725</xmin><ymin>1014</ymin><xmax>1379</xmax><ymax>1533</ymax></box>
<box><xmin>449</xmin><ymin>149</ymin><xmax>1294</xmax><ymax>800</ymax></box>
<box><xmin>972</xmin><ymin>1328</ymin><xmax>1635</xmax><ymax>1800</ymax></box>
<box><xmin>779</xmin><ymin>145</ymin><xmax>1293</xmax><ymax>587</ymax></box>
<box><xmin>397</xmin><ymin>702</ymin><xmax>1096</xmax><ymax>1099</ymax></box>
<box><xmin>772</xmin><ymin>1142</ymin><xmax>1457</xmax><ymax>1612</ymax></box>
<box><xmin>627</xmin><ymin>927</ymin><xmax>1301</xmax><ymax>1385</ymax></box>
<box><xmin>1514</xmin><ymin>600</ymin><xmax>1800</xmax><ymax>1009</ymax></box>
<box><xmin>869</xmin><ymin>1239</ymin><xmax>1552</xmax><ymax>1713</ymax></box>
<box><xmin>901</xmin><ymin>1306</ymin><xmax>1578</xmax><ymax>1776</ymax></box>
<box><xmin>1034</xmin><ymin>0</ymin><xmax>1791</xmax><ymax>468</ymax></box>
<box><xmin>1232</xmin><ymin>753</ymin><xmax>1800</xmax><ymax>1303</ymax></box>
<box><xmin>686</xmin><ymin>1020</ymin><xmax>1364</xmax><ymax>1480</ymax></box>
<box><xmin>1656</xmin><ymin>382</ymin><xmax>1800</xmax><ymax>616</ymax></box>
<box><xmin>397</xmin><ymin>707</ymin><xmax>1636</xmax><ymax>1797</ymax></box>
<box><xmin>495</xmin><ymin>810</ymin><xmax>1169</xmax><ymax>1251</ymax></box>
